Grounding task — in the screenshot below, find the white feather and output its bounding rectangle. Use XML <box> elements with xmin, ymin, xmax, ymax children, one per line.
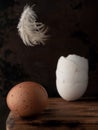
<box><xmin>17</xmin><ymin>5</ymin><xmax>48</xmax><ymax>46</ymax></box>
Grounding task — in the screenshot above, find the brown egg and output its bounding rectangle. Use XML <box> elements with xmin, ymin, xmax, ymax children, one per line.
<box><xmin>6</xmin><ymin>81</ymin><xmax>48</xmax><ymax>117</ymax></box>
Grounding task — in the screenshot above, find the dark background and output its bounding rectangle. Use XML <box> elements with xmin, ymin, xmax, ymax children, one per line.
<box><xmin>0</xmin><ymin>0</ymin><xmax>98</xmax><ymax>97</ymax></box>
<box><xmin>0</xmin><ymin>1</ymin><xmax>98</xmax><ymax>129</ymax></box>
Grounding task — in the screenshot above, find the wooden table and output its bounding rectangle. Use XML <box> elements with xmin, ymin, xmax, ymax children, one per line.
<box><xmin>6</xmin><ymin>98</ymin><xmax>98</xmax><ymax>130</ymax></box>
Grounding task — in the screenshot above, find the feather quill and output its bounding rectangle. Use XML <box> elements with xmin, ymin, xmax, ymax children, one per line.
<box><xmin>17</xmin><ymin>5</ymin><xmax>48</xmax><ymax>46</ymax></box>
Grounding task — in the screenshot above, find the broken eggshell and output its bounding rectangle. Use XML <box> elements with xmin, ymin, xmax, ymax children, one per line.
<box><xmin>56</xmin><ymin>54</ymin><xmax>88</xmax><ymax>101</ymax></box>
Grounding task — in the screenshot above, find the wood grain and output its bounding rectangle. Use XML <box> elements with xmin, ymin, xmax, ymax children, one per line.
<box><xmin>6</xmin><ymin>98</ymin><xmax>98</xmax><ymax>130</ymax></box>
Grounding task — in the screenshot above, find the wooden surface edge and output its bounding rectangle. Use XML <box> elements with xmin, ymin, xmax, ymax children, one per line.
<box><xmin>6</xmin><ymin>98</ymin><xmax>98</xmax><ymax>130</ymax></box>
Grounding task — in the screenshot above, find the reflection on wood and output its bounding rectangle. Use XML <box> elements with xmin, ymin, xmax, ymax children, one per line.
<box><xmin>6</xmin><ymin>98</ymin><xmax>98</xmax><ymax>130</ymax></box>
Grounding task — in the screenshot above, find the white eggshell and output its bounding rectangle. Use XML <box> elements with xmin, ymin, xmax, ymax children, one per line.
<box><xmin>56</xmin><ymin>54</ymin><xmax>88</xmax><ymax>101</ymax></box>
